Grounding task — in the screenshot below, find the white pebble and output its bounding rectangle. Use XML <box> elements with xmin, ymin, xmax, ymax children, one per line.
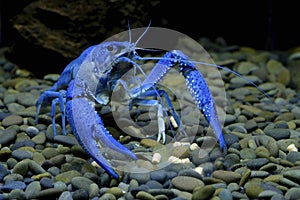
<box><xmin>152</xmin><ymin>153</ymin><xmax>162</xmax><ymax>164</ymax></box>
<box><xmin>170</xmin><ymin>116</ymin><xmax>178</xmax><ymax>128</ymax></box>
<box><xmin>194</xmin><ymin>166</ymin><xmax>204</xmax><ymax>176</ymax></box>
<box><xmin>190</xmin><ymin>143</ymin><xmax>200</xmax><ymax>151</ymax></box>
<box><xmin>287</xmin><ymin>144</ymin><xmax>298</xmax><ymax>152</ymax></box>
<box><xmin>168</xmin><ymin>156</ymin><xmax>181</xmax><ymax>163</ymax></box>
<box><xmin>181</xmin><ymin>158</ymin><xmax>190</xmax><ymax>164</ymax></box>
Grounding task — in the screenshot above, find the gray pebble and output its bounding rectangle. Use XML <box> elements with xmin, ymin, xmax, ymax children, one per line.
<box><xmin>26</xmin><ymin>126</ymin><xmax>39</xmax><ymax>136</ymax></box>
<box><xmin>17</xmin><ymin>93</ymin><xmax>37</xmax><ymax>106</ymax></box>
<box><xmin>129</xmin><ymin>172</ymin><xmax>151</xmax><ymax>184</ymax></box>
<box><xmin>285</xmin><ymin>187</ymin><xmax>300</xmax><ymax>200</ymax></box>
<box><xmin>72</xmin><ymin>188</ymin><xmax>89</xmax><ymax>200</ymax></box>
<box><xmin>0</xmin><ymin>181</ymin><xmax>26</xmax><ymax>192</ymax></box>
<box><xmin>7</xmin><ymin>103</ymin><xmax>25</xmax><ymax>114</ymax></box>
<box><xmin>246</xmin><ymin>158</ymin><xmax>269</xmax><ymax>169</ymax></box>
<box><xmin>71</xmin><ymin>176</ymin><xmax>94</xmax><ymax>191</ymax></box>
<box><xmin>192</xmin><ymin>185</ymin><xmax>215</xmax><ymax>200</ymax></box>
<box><xmin>12</xmin><ymin>149</ymin><xmax>33</xmax><ymax>160</ymax></box>
<box><xmin>150</xmin><ymin>170</ymin><xmax>167</xmax><ymax>183</ymax></box>
<box><xmin>88</xmin><ymin>183</ymin><xmax>99</xmax><ymax>199</ymax></box>
<box><xmin>145</xmin><ymin>180</ymin><xmax>163</xmax><ymax>189</ymax></box>
<box><xmin>0</xmin><ymin>163</ymin><xmax>9</xmax><ymax>182</ymax></box>
<box><xmin>2</xmin><ymin>115</ymin><xmax>23</xmax><ymax>127</ymax></box>
<box><xmin>99</xmin><ymin>193</ymin><xmax>116</xmax><ymax>200</ymax></box>
<box><xmin>0</xmin><ymin>129</ymin><xmax>17</xmax><ymax>146</ymax></box>
<box><xmin>240</xmin><ymin>148</ymin><xmax>256</xmax><ymax>159</ymax></box>
<box><xmin>54</xmin><ymin>135</ymin><xmax>78</xmax><ymax>146</ymax></box>
<box><xmin>283</xmin><ymin>169</ymin><xmax>300</xmax><ymax>182</ymax></box>
<box><xmin>172</xmin><ymin>176</ymin><xmax>204</xmax><ymax>192</ymax></box>
<box><xmin>219</xmin><ymin>188</ymin><xmax>233</xmax><ymax>200</ymax></box>
<box><xmin>32</xmin><ymin>132</ymin><xmax>46</xmax><ymax>144</ymax></box>
<box><xmin>8</xmin><ymin>189</ymin><xmax>26</xmax><ymax>200</ymax></box>
<box><xmin>265</xmin><ymin>128</ymin><xmax>290</xmax><ymax>140</ymax></box>
<box><xmin>40</xmin><ymin>177</ymin><xmax>54</xmax><ymax>188</ymax></box>
<box><xmin>286</xmin><ymin>151</ymin><xmax>300</xmax><ymax>163</ymax></box>
<box><xmin>58</xmin><ymin>191</ymin><xmax>73</xmax><ymax>200</ymax></box>
<box><xmin>54</xmin><ymin>181</ymin><xmax>67</xmax><ymax>191</ymax></box>
<box><xmin>25</xmin><ymin>181</ymin><xmax>41</xmax><ymax>199</ymax></box>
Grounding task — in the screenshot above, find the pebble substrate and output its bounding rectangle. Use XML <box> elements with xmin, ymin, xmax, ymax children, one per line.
<box><xmin>1</xmin><ymin>39</ymin><xmax>300</xmax><ymax>200</ymax></box>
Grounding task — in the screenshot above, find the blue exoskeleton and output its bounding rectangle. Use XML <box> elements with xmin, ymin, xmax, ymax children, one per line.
<box><xmin>35</xmin><ymin>26</ymin><xmax>228</xmax><ymax>179</ymax></box>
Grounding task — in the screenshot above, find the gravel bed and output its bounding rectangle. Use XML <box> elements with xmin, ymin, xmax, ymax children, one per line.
<box><xmin>1</xmin><ymin>40</ymin><xmax>300</xmax><ymax>200</ymax></box>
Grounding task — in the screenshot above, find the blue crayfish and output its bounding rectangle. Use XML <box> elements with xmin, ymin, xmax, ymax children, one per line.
<box><xmin>35</xmin><ymin>26</ymin><xmax>229</xmax><ymax>179</ymax></box>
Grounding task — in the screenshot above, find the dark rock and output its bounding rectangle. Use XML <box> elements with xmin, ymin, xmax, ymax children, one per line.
<box><xmin>0</xmin><ymin>163</ymin><xmax>9</xmax><ymax>182</ymax></box>
<box><xmin>0</xmin><ymin>181</ymin><xmax>26</xmax><ymax>192</ymax></box>
<box><xmin>9</xmin><ymin>0</ymin><xmax>159</xmax><ymax>77</ymax></box>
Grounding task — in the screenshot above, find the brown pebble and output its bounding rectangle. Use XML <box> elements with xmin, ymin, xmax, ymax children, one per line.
<box><xmin>212</xmin><ymin>170</ymin><xmax>241</xmax><ymax>183</ymax></box>
<box><xmin>2</xmin><ymin>115</ymin><xmax>23</xmax><ymax>127</ymax></box>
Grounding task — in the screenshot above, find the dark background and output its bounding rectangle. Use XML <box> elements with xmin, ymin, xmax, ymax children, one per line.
<box><xmin>1</xmin><ymin>0</ymin><xmax>299</xmax><ymax>51</ymax></box>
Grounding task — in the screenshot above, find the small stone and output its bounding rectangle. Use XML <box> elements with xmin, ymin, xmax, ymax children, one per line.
<box><xmin>71</xmin><ymin>176</ymin><xmax>94</xmax><ymax>191</ymax></box>
<box><xmin>287</xmin><ymin>151</ymin><xmax>300</xmax><ymax>163</ymax></box>
<box><xmin>25</xmin><ymin>181</ymin><xmax>41</xmax><ymax>199</ymax></box>
<box><xmin>192</xmin><ymin>185</ymin><xmax>215</xmax><ymax>200</ymax></box>
<box><xmin>12</xmin><ymin>149</ymin><xmax>33</xmax><ymax>160</ymax></box>
<box><xmin>2</xmin><ymin>115</ymin><xmax>23</xmax><ymax>126</ymax></box>
<box><xmin>32</xmin><ymin>132</ymin><xmax>46</xmax><ymax>144</ymax></box>
<box><xmin>72</xmin><ymin>188</ymin><xmax>89</xmax><ymax>200</ymax></box>
<box><xmin>0</xmin><ymin>181</ymin><xmax>26</xmax><ymax>192</ymax></box>
<box><xmin>140</xmin><ymin>138</ymin><xmax>161</xmax><ymax>148</ymax></box>
<box><xmin>106</xmin><ymin>187</ymin><xmax>124</xmax><ymax>198</ymax></box>
<box><xmin>55</xmin><ymin>170</ymin><xmax>82</xmax><ymax>184</ymax></box>
<box><xmin>239</xmin><ymin>168</ymin><xmax>251</xmax><ymax>186</ymax></box>
<box><xmin>36</xmin><ymin>188</ymin><xmax>63</xmax><ymax>199</ymax></box>
<box><xmin>129</xmin><ymin>172</ymin><xmax>150</xmax><ymax>184</ymax></box>
<box><xmin>12</xmin><ymin>159</ymin><xmax>29</xmax><ymax>176</ymax></box>
<box><xmin>256</xmin><ymin>146</ymin><xmax>271</xmax><ymax>158</ymax></box>
<box><xmin>99</xmin><ymin>193</ymin><xmax>116</xmax><ymax>200</ymax></box>
<box><xmin>58</xmin><ymin>191</ymin><xmax>73</xmax><ymax>200</ymax></box>
<box><xmin>219</xmin><ymin>189</ymin><xmax>233</xmax><ymax>200</ymax></box>
<box><xmin>89</xmin><ymin>183</ymin><xmax>99</xmax><ymax>199</ymax></box>
<box><xmin>25</xmin><ymin>126</ymin><xmax>39</xmax><ymax>136</ymax></box>
<box><xmin>212</xmin><ymin>170</ymin><xmax>241</xmax><ymax>183</ymax></box>
<box><xmin>240</xmin><ymin>148</ymin><xmax>256</xmax><ymax>159</ymax></box>
<box><xmin>283</xmin><ymin>169</ymin><xmax>300</xmax><ymax>182</ymax></box>
<box><xmin>150</xmin><ymin>170</ymin><xmax>167</xmax><ymax>183</ymax></box>
<box><xmin>8</xmin><ymin>189</ymin><xmax>26</xmax><ymax>200</ymax></box>
<box><xmin>40</xmin><ymin>177</ymin><xmax>54</xmax><ymax>188</ymax></box>
<box><xmin>285</xmin><ymin>187</ymin><xmax>300</xmax><ymax>200</ymax></box>
<box><xmin>136</xmin><ymin>191</ymin><xmax>155</xmax><ymax>200</ymax></box>
<box><xmin>245</xmin><ymin>181</ymin><xmax>264</xmax><ymax>199</ymax></box>
<box><xmin>246</xmin><ymin>158</ymin><xmax>269</xmax><ymax>169</ymax></box>
<box><xmin>265</xmin><ymin>128</ymin><xmax>290</xmax><ymax>140</ymax></box>
<box><xmin>0</xmin><ymin>163</ymin><xmax>9</xmax><ymax>181</ymax></box>
<box><xmin>171</xmin><ymin>176</ymin><xmax>204</xmax><ymax>192</ymax></box>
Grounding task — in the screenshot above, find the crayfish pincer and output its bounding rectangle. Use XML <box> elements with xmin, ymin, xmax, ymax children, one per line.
<box><xmin>35</xmin><ymin>26</ymin><xmax>228</xmax><ymax>179</ymax></box>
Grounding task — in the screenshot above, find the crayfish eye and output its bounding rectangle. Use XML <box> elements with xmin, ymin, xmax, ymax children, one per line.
<box><xmin>93</xmin><ymin>66</ymin><xmax>99</xmax><ymax>74</ymax></box>
<box><xmin>107</xmin><ymin>45</ymin><xmax>116</xmax><ymax>53</ymax></box>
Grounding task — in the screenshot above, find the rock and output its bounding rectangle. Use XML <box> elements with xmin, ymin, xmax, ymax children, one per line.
<box><xmin>212</xmin><ymin>170</ymin><xmax>241</xmax><ymax>183</ymax></box>
<box><xmin>285</xmin><ymin>187</ymin><xmax>300</xmax><ymax>200</ymax></box>
<box><xmin>58</xmin><ymin>191</ymin><xmax>73</xmax><ymax>200</ymax></box>
<box><xmin>72</xmin><ymin>188</ymin><xmax>89</xmax><ymax>200</ymax></box>
<box><xmin>245</xmin><ymin>181</ymin><xmax>264</xmax><ymax>198</ymax></box>
<box><xmin>265</xmin><ymin>128</ymin><xmax>290</xmax><ymax>140</ymax></box>
<box><xmin>135</xmin><ymin>191</ymin><xmax>156</xmax><ymax>200</ymax></box>
<box><xmin>25</xmin><ymin>181</ymin><xmax>41</xmax><ymax>199</ymax></box>
<box><xmin>246</xmin><ymin>158</ymin><xmax>269</xmax><ymax>169</ymax></box>
<box><xmin>171</xmin><ymin>176</ymin><xmax>204</xmax><ymax>192</ymax></box>
<box><xmin>0</xmin><ymin>163</ymin><xmax>9</xmax><ymax>182</ymax></box>
<box><xmin>219</xmin><ymin>189</ymin><xmax>233</xmax><ymax>200</ymax></box>
<box><xmin>2</xmin><ymin>115</ymin><xmax>23</xmax><ymax>127</ymax></box>
<box><xmin>10</xmin><ymin>0</ymin><xmax>156</xmax><ymax>77</ymax></box>
<box><xmin>55</xmin><ymin>170</ymin><xmax>82</xmax><ymax>184</ymax></box>
<box><xmin>0</xmin><ymin>181</ymin><xmax>26</xmax><ymax>192</ymax></box>
<box><xmin>283</xmin><ymin>169</ymin><xmax>300</xmax><ymax>182</ymax></box>
<box><xmin>106</xmin><ymin>187</ymin><xmax>124</xmax><ymax>198</ymax></box>
<box><xmin>192</xmin><ymin>185</ymin><xmax>215</xmax><ymax>200</ymax></box>
<box><xmin>71</xmin><ymin>176</ymin><xmax>94</xmax><ymax>191</ymax></box>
